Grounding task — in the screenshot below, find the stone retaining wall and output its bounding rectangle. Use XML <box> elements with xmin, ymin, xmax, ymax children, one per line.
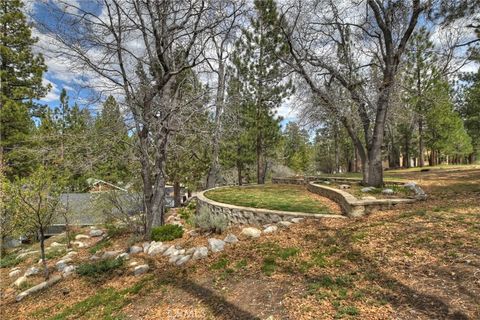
<box><xmin>196</xmin><ymin>188</ymin><xmax>345</xmax><ymax>226</ymax></box>
<box><xmin>306</xmin><ymin>182</ymin><xmax>416</xmax><ymax>217</ymax></box>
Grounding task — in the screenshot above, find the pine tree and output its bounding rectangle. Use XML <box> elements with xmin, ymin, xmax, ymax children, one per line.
<box><xmin>459</xmin><ymin>71</ymin><xmax>480</xmax><ymax>162</ymax></box>
<box><xmin>0</xmin><ymin>0</ymin><xmax>49</xmax><ymax>178</ymax></box>
<box><xmin>93</xmin><ymin>96</ymin><xmax>131</xmax><ymax>184</ymax></box>
<box><xmin>229</xmin><ymin>0</ymin><xmax>293</xmax><ymax>184</ymax></box>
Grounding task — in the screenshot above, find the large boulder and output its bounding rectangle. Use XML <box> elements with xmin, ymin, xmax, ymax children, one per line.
<box><xmin>241</xmin><ymin>227</ymin><xmax>261</xmax><ymax>238</ymax></box>
<box><xmin>382</xmin><ymin>188</ymin><xmax>394</xmax><ymax>195</ymax></box>
<box><xmin>175</xmin><ymin>255</ymin><xmax>191</xmax><ymax>266</ymax></box>
<box><xmin>263</xmin><ymin>226</ymin><xmax>278</xmax><ymax>234</ymax></box>
<box><xmin>9</xmin><ymin>269</ymin><xmax>22</xmax><ymax>279</ymax></box>
<box><xmin>147</xmin><ymin>242</ymin><xmax>167</xmax><ymax>256</ymax></box>
<box><xmin>14</xmin><ymin>276</ymin><xmax>28</xmax><ymax>288</ymax></box>
<box><xmin>208</xmin><ymin>238</ymin><xmax>225</xmax><ymax>253</ymax></box>
<box><xmin>101</xmin><ymin>250</ymin><xmax>122</xmax><ymax>260</ymax></box>
<box><xmin>224</xmin><ymin>234</ymin><xmax>239</xmax><ymax>244</ymax></box>
<box><xmin>75</xmin><ymin>234</ymin><xmax>90</xmax><ymax>240</ymax></box>
<box><xmin>89</xmin><ymin>229</ymin><xmax>103</xmax><ymax>237</ymax></box>
<box><xmin>24</xmin><ymin>266</ymin><xmax>40</xmax><ymax>277</ymax></box>
<box><xmin>129</xmin><ymin>246</ymin><xmax>143</xmax><ymax>254</ymax></box>
<box><xmin>192</xmin><ymin>247</ymin><xmax>208</xmax><ymax>260</ymax></box>
<box><xmin>63</xmin><ymin>265</ymin><xmax>77</xmax><ymax>277</ymax></box>
<box><xmin>162</xmin><ymin>245</ymin><xmax>177</xmax><ymax>257</ymax></box>
<box><xmin>56</xmin><ymin>258</ymin><xmax>72</xmax><ymax>272</ymax></box>
<box><xmin>278</xmin><ymin>221</ymin><xmax>292</xmax><ymax>228</ymax></box>
<box><xmin>133</xmin><ymin>264</ymin><xmax>149</xmax><ymax>276</ymax></box>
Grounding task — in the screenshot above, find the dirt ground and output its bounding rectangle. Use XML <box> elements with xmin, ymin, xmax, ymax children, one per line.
<box><xmin>1</xmin><ymin>166</ymin><xmax>479</xmax><ymax>320</ymax></box>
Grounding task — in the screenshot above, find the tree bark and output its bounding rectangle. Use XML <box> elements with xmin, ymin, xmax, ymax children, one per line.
<box><xmin>39</xmin><ymin>228</ymin><xmax>49</xmax><ymax>280</ymax></box>
<box><xmin>173</xmin><ymin>181</ymin><xmax>181</xmax><ymax>208</ymax></box>
<box><xmin>206</xmin><ymin>60</ymin><xmax>226</xmax><ymax>189</ymax></box>
<box><xmin>418</xmin><ymin>117</ymin><xmax>424</xmax><ymax>167</ymax></box>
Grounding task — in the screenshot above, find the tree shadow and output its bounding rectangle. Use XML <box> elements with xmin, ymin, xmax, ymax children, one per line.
<box><xmin>303</xmin><ymin>220</ymin><xmax>471</xmax><ymax>319</ymax></box>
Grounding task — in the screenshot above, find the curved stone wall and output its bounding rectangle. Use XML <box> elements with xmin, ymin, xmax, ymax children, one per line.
<box><xmin>306</xmin><ymin>182</ymin><xmax>416</xmax><ymax>217</ymax></box>
<box><xmin>196</xmin><ymin>187</ymin><xmax>346</xmax><ymax>226</ymax></box>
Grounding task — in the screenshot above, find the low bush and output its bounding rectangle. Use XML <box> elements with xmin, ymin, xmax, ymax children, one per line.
<box><xmin>0</xmin><ymin>253</ymin><xmax>23</xmax><ymax>268</ymax></box>
<box><xmin>151</xmin><ymin>224</ymin><xmax>184</xmax><ymax>242</ymax></box>
<box><xmin>77</xmin><ymin>258</ymin><xmax>124</xmax><ymax>280</ymax></box>
<box><xmin>193</xmin><ymin>207</ymin><xmax>228</xmax><ymax>234</ymax></box>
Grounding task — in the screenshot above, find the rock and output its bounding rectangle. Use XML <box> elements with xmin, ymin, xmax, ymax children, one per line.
<box><xmin>361</xmin><ymin>196</ymin><xmax>377</xmax><ymax>200</ymax></box>
<box><xmin>63</xmin><ymin>265</ymin><xmax>76</xmax><ymax>277</ymax></box>
<box><xmin>101</xmin><ymin>250</ymin><xmax>122</xmax><ymax>260</ymax></box>
<box><xmin>142</xmin><ymin>242</ymin><xmax>151</xmax><ymax>253</ymax></box>
<box><xmin>208</xmin><ymin>238</ymin><xmax>225</xmax><ymax>253</ymax></box>
<box><xmin>382</xmin><ymin>188</ymin><xmax>394</xmax><ymax>195</ymax></box>
<box><xmin>291</xmin><ymin>218</ymin><xmax>304</xmax><ymax>224</ymax></box>
<box><xmin>168</xmin><ymin>254</ymin><xmax>182</xmax><ymax>264</ymax></box>
<box><xmin>9</xmin><ymin>269</ymin><xmax>22</xmax><ymax>279</ymax></box>
<box><xmin>49</xmin><ymin>242</ymin><xmax>65</xmax><ymax>248</ymax></box>
<box><xmin>75</xmin><ymin>234</ymin><xmax>90</xmax><ymax>240</ymax></box>
<box><xmin>175</xmin><ymin>255</ymin><xmax>191</xmax><ymax>266</ymax></box>
<box><xmin>147</xmin><ymin>242</ymin><xmax>167</xmax><ymax>256</ymax></box>
<box><xmin>187</xmin><ymin>230</ymin><xmax>199</xmax><ymax>237</ymax></box>
<box><xmin>56</xmin><ymin>259</ymin><xmax>72</xmax><ymax>272</ymax></box>
<box><xmin>278</xmin><ymin>221</ymin><xmax>292</xmax><ymax>228</ymax></box>
<box><xmin>162</xmin><ymin>245</ymin><xmax>177</xmax><ymax>257</ymax></box>
<box><xmin>133</xmin><ymin>264</ymin><xmax>149</xmax><ymax>276</ymax></box>
<box><xmin>224</xmin><ymin>233</ymin><xmax>239</xmax><ymax>244</ymax></box>
<box><xmin>129</xmin><ymin>246</ymin><xmax>143</xmax><ymax>254</ymax></box>
<box><xmin>90</xmin><ymin>254</ymin><xmax>100</xmax><ymax>261</ymax></box>
<box><xmin>89</xmin><ymin>229</ymin><xmax>103</xmax><ymax>237</ymax></box>
<box><xmin>322</xmin><ymin>181</ymin><xmax>331</xmax><ymax>185</ymax></box>
<box><xmin>16</xmin><ymin>250</ymin><xmax>39</xmax><ymax>259</ymax></box>
<box><xmin>16</xmin><ymin>275</ymin><xmax>62</xmax><ymax>302</ymax></box>
<box><xmin>361</xmin><ymin>187</ymin><xmax>376</xmax><ymax>192</ymax></box>
<box><xmin>129</xmin><ymin>261</ymin><xmax>139</xmax><ymax>267</ymax></box>
<box><xmin>116</xmin><ymin>253</ymin><xmax>129</xmax><ymax>260</ymax></box>
<box><xmin>404</xmin><ymin>182</ymin><xmax>427</xmax><ymax>200</ymax></box>
<box><xmin>339</xmin><ymin>184</ymin><xmax>350</xmax><ymax>189</ymax></box>
<box><xmin>61</xmin><ymin>251</ymin><xmax>77</xmax><ymax>260</ymax></box>
<box><xmin>14</xmin><ymin>276</ymin><xmax>28</xmax><ymax>288</ymax></box>
<box><xmin>263</xmin><ymin>226</ymin><xmax>278</xmax><ymax>234</ymax></box>
<box><xmin>241</xmin><ymin>227</ymin><xmax>261</xmax><ymax>238</ymax></box>
<box><xmin>186</xmin><ymin>247</ymin><xmax>196</xmax><ymax>255</ymax></box>
<box><xmin>192</xmin><ymin>247</ymin><xmax>208</xmax><ymax>260</ymax></box>
<box><xmin>72</xmin><ymin>241</ymin><xmax>86</xmax><ymax>248</ymax></box>
<box><xmin>24</xmin><ymin>266</ymin><xmax>40</xmax><ymax>277</ymax></box>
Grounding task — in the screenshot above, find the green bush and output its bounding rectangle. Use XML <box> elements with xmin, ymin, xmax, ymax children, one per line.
<box><xmin>77</xmin><ymin>258</ymin><xmax>124</xmax><ymax>279</ymax></box>
<box><xmin>193</xmin><ymin>207</ymin><xmax>228</xmax><ymax>234</ymax></box>
<box><xmin>151</xmin><ymin>224</ymin><xmax>184</xmax><ymax>242</ymax></box>
<box><xmin>0</xmin><ymin>253</ymin><xmax>24</xmax><ymax>268</ymax></box>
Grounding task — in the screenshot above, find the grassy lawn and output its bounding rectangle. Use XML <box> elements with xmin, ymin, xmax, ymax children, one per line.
<box><xmin>205</xmin><ymin>184</ymin><xmax>333</xmax><ymax>214</ymax></box>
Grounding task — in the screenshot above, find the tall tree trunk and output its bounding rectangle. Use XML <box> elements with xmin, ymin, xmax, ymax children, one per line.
<box><xmin>206</xmin><ymin>61</ymin><xmax>226</xmax><ymax>189</ymax></box>
<box><xmin>257</xmin><ymin>133</ymin><xmax>265</xmax><ymax>184</ymax></box>
<box><xmin>418</xmin><ymin>117</ymin><xmax>424</xmax><ymax>167</ymax></box>
<box><xmin>39</xmin><ymin>228</ymin><xmax>49</xmax><ymax>280</ymax></box>
<box><xmin>237</xmin><ymin>161</ymin><xmax>242</xmax><ymax>186</ymax></box>
<box><xmin>173</xmin><ymin>180</ymin><xmax>181</xmax><ymax>207</ymax></box>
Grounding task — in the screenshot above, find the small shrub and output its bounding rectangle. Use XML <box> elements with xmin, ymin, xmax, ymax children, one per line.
<box><xmin>0</xmin><ymin>253</ymin><xmax>24</xmax><ymax>268</ymax></box>
<box><xmin>77</xmin><ymin>258</ymin><xmax>124</xmax><ymax>279</ymax></box>
<box><xmin>151</xmin><ymin>224</ymin><xmax>184</xmax><ymax>242</ymax></box>
<box><xmin>88</xmin><ymin>239</ymin><xmax>111</xmax><ymax>254</ymax></box>
<box><xmin>194</xmin><ymin>207</ymin><xmax>228</xmax><ymax>234</ymax></box>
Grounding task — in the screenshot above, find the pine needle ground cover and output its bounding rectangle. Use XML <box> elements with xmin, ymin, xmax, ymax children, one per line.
<box><xmin>205</xmin><ymin>184</ymin><xmax>334</xmax><ymax>214</ymax></box>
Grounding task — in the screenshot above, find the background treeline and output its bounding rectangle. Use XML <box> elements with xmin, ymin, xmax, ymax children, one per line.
<box><xmin>1</xmin><ymin>0</ymin><xmax>479</xmax><ymax>240</ymax></box>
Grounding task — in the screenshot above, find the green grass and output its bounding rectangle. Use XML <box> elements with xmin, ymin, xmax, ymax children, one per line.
<box><xmin>205</xmin><ymin>184</ymin><xmax>332</xmax><ymax>214</ymax></box>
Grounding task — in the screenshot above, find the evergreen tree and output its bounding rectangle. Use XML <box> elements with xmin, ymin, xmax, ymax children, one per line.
<box><xmin>229</xmin><ymin>0</ymin><xmax>293</xmax><ymax>184</ymax></box>
<box><xmin>424</xmin><ymin>80</ymin><xmax>472</xmax><ymax>164</ymax></box>
<box><xmin>282</xmin><ymin>122</ymin><xmax>311</xmax><ymax>173</ymax></box>
<box><xmin>0</xmin><ymin>0</ymin><xmax>49</xmax><ymax>178</ymax></box>
<box><xmin>93</xmin><ymin>96</ymin><xmax>131</xmax><ymax>184</ymax></box>
<box><xmin>461</xmin><ymin>70</ymin><xmax>480</xmax><ymax>162</ymax></box>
